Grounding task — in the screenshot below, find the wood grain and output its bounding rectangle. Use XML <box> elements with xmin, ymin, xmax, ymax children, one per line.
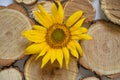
<box><xmin>101</xmin><ymin>0</ymin><xmax>120</xmax><ymax>25</ymax></box>
<box><xmin>0</xmin><ymin>68</ymin><xmax>22</xmax><ymax>80</ymax></box>
<box><xmin>80</xmin><ymin>20</ymin><xmax>120</xmax><ymax>75</ymax></box>
<box><xmin>0</xmin><ymin>5</ymin><xmax>32</xmax><ymax>66</ymax></box>
<box><xmin>15</xmin><ymin>0</ymin><xmax>38</xmax><ymax>5</ymax></box>
<box><xmin>24</xmin><ymin>56</ymin><xmax>78</xmax><ymax>80</ymax></box>
<box><xmin>64</xmin><ymin>0</ymin><xmax>95</xmax><ymax>23</ymax></box>
<box><xmin>82</xmin><ymin>77</ymin><xmax>99</xmax><ymax>80</ymax></box>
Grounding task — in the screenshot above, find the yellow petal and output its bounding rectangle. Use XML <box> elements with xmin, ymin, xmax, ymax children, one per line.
<box><xmin>56</xmin><ymin>49</ymin><xmax>63</xmax><ymax>68</ymax></box>
<box><xmin>38</xmin><ymin>4</ymin><xmax>53</xmax><ymax>25</ymax></box>
<box><xmin>50</xmin><ymin>49</ymin><xmax>56</xmax><ymax>64</ymax></box>
<box><xmin>38</xmin><ymin>4</ymin><xmax>47</xmax><ymax>14</ymax></box>
<box><xmin>70</xmin><ymin>18</ymin><xmax>86</xmax><ymax>31</ymax></box>
<box><xmin>74</xmin><ymin>41</ymin><xmax>83</xmax><ymax>56</ymax></box>
<box><xmin>34</xmin><ymin>11</ymin><xmax>52</xmax><ymax>28</ymax></box>
<box><xmin>35</xmin><ymin>44</ymin><xmax>49</xmax><ymax>60</ymax></box>
<box><xmin>51</xmin><ymin>1</ymin><xmax>64</xmax><ymax>24</ymax></box>
<box><xmin>41</xmin><ymin>51</ymin><xmax>51</xmax><ymax>68</ymax></box>
<box><xmin>57</xmin><ymin>1</ymin><xmax>64</xmax><ymax>23</ymax></box>
<box><xmin>72</xmin><ymin>34</ymin><xmax>92</xmax><ymax>40</ymax></box>
<box><xmin>32</xmin><ymin>25</ymin><xmax>47</xmax><ymax>31</ymax></box>
<box><xmin>25</xmin><ymin>43</ymin><xmax>45</xmax><ymax>54</ymax></box>
<box><xmin>62</xmin><ymin>47</ymin><xmax>70</xmax><ymax>69</ymax></box>
<box><xmin>51</xmin><ymin>2</ymin><xmax>57</xmax><ymax>24</ymax></box>
<box><xmin>22</xmin><ymin>30</ymin><xmax>45</xmax><ymax>43</ymax></box>
<box><xmin>66</xmin><ymin>11</ymin><xmax>83</xmax><ymax>27</ymax></box>
<box><xmin>71</xmin><ymin>27</ymin><xmax>88</xmax><ymax>35</ymax></box>
<box><xmin>67</xmin><ymin>41</ymin><xmax>79</xmax><ymax>59</ymax></box>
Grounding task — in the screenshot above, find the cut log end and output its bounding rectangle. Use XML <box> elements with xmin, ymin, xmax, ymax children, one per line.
<box><xmin>0</xmin><ymin>68</ymin><xmax>22</xmax><ymax>80</ymax></box>
<box><xmin>24</xmin><ymin>56</ymin><xmax>78</xmax><ymax>80</ymax></box>
<box><xmin>0</xmin><ymin>4</ymin><xmax>33</xmax><ymax>66</ymax></box>
<box><xmin>30</xmin><ymin>1</ymin><xmax>52</xmax><ymax>15</ymax></box>
<box><xmin>80</xmin><ymin>20</ymin><xmax>120</xmax><ymax>76</ymax></box>
<box><xmin>82</xmin><ymin>77</ymin><xmax>100</xmax><ymax>80</ymax></box>
<box><xmin>101</xmin><ymin>0</ymin><xmax>120</xmax><ymax>25</ymax></box>
<box><xmin>64</xmin><ymin>0</ymin><xmax>95</xmax><ymax>23</ymax></box>
<box><xmin>15</xmin><ymin>0</ymin><xmax>38</xmax><ymax>5</ymax></box>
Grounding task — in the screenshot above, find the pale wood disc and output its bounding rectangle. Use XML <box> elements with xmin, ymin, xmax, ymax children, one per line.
<box><xmin>80</xmin><ymin>21</ymin><xmax>120</xmax><ymax>75</ymax></box>
<box><xmin>0</xmin><ymin>68</ymin><xmax>22</xmax><ymax>80</ymax></box>
<box><xmin>24</xmin><ymin>56</ymin><xmax>78</xmax><ymax>80</ymax></box>
<box><xmin>0</xmin><ymin>8</ymin><xmax>32</xmax><ymax>66</ymax></box>
<box><xmin>15</xmin><ymin>0</ymin><xmax>38</xmax><ymax>5</ymax></box>
<box><xmin>82</xmin><ymin>77</ymin><xmax>99</xmax><ymax>80</ymax></box>
<box><xmin>101</xmin><ymin>0</ymin><xmax>120</xmax><ymax>25</ymax></box>
<box><xmin>64</xmin><ymin>0</ymin><xmax>95</xmax><ymax>23</ymax></box>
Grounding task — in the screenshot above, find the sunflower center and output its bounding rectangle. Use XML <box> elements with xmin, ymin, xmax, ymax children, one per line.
<box><xmin>46</xmin><ymin>24</ymin><xmax>70</xmax><ymax>48</ymax></box>
<box><xmin>52</xmin><ymin>29</ymin><xmax>65</xmax><ymax>42</ymax></box>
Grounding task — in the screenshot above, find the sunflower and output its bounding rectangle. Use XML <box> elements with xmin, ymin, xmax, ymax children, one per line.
<box><xmin>22</xmin><ymin>1</ymin><xmax>92</xmax><ymax>69</ymax></box>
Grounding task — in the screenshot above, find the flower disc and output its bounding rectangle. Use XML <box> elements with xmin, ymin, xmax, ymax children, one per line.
<box><xmin>46</xmin><ymin>24</ymin><xmax>70</xmax><ymax>48</ymax></box>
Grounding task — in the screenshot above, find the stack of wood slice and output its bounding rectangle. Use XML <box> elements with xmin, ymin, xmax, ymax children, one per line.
<box><xmin>0</xmin><ymin>4</ymin><xmax>33</xmax><ymax>66</ymax></box>
<box><xmin>79</xmin><ymin>20</ymin><xmax>120</xmax><ymax>77</ymax></box>
<box><xmin>64</xmin><ymin>0</ymin><xmax>95</xmax><ymax>23</ymax></box>
<box><xmin>0</xmin><ymin>68</ymin><xmax>22</xmax><ymax>80</ymax></box>
<box><xmin>24</xmin><ymin>56</ymin><xmax>78</xmax><ymax>80</ymax></box>
<box><xmin>101</xmin><ymin>0</ymin><xmax>120</xmax><ymax>25</ymax></box>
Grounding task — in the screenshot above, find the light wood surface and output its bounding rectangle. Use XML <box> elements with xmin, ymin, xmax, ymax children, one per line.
<box><xmin>0</xmin><ymin>68</ymin><xmax>22</xmax><ymax>80</ymax></box>
<box><xmin>64</xmin><ymin>0</ymin><xmax>95</xmax><ymax>23</ymax></box>
<box><xmin>15</xmin><ymin>0</ymin><xmax>38</xmax><ymax>5</ymax></box>
<box><xmin>24</xmin><ymin>56</ymin><xmax>78</xmax><ymax>80</ymax></box>
<box><xmin>101</xmin><ymin>0</ymin><xmax>120</xmax><ymax>25</ymax></box>
<box><xmin>80</xmin><ymin>20</ymin><xmax>120</xmax><ymax>75</ymax></box>
<box><xmin>0</xmin><ymin>5</ymin><xmax>32</xmax><ymax>66</ymax></box>
<box><xmin>82</xmin><ymin>77</ymin><xmax>99</xmax><ymax>80</ymax></box>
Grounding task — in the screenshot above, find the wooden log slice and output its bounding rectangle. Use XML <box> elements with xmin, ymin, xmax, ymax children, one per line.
<box><xmin>101</xmin><ymin>0</ymin><xmax>120</xmax><ymax>25</ymax></box>
<box><xmin>24</xmin><ymin>56</ymin><xmax>78</xmax><ymax>80</ymax></box>
<box><xmin>0</xmin><ymin>68</ymin><xmax>22</xmax><ymax>80</ymax></box>
<box><xmin>15</xmin><ymin>0</ymin><xmax>38</xmax><ymax>5</ymax></box>
<box><xmin>79</xmin><ymin>20</ymin><xmax>120</xmax><ymax>75</ymax></box>
<box><xmin>82</xmin><ymin>77</ymin><xmax>99</xmax><ymax>80</ymax></box>
<box><xmin>0</xmin><ymin>5</ymin><xmax>32</xmax><ymax>66</ymax></box>
<box><xmin>64</xmin><ymin>0</ymin><xmax>95</xmax><ymax>23</ymax></box>
<box><xmin>30</xmin><ymin>1</ymin><xmax>52</xmax><ymax>15</ymax></box>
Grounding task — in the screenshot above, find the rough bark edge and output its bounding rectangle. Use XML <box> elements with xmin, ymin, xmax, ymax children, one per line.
<box><xmin>107</xmin><ymin>73</ymin><xmax>120</xmax><ymax>79</ymax></box>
